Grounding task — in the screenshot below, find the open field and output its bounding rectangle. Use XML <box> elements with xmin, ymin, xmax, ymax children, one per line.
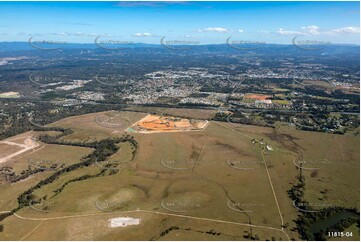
<box><xmin>0</xmin><ymin>135</ymin><xmax>40</xmax><ymax>164</ymax></box>
<box><xmin>272</xmin><ymin>100</ymin><xmax>292</xmax><ymax>105</ymax></box>
<box><xmin>1</xmin><ymin>144</ymin><xmax>93</xmax><ymax>175</ymax></box>
<box><xmin>275</xmin><ymin>125</ymin><xmax>360</xmax><ymax>210</ymax></box>
<box><xmin>0</xmin><ymin>91</ymin><xmax>20</xmax><ymax>98</ymax></box>
<box><xmin>0</xmin><ymin>143</ymin><xmax>93</xmax><ymax>211</ymax></box>
<box><xmin>0</xmin><ymin>144</ymin><xmax>22</xmax><ymax>159</ymax></box>
<box><xmin>1</xmin><ymin>211</ymin><xmax>289</xmax><ymax>241</ymax></box>
<box><xmin>303</xmin><ymin>80</ymin><xmax>332</xmax><ymax>89</ymax></box>
<box><xmin>48</xmin><ymin>111</ymin><xmax>147</xmax><ymax>142</ymax></box>
<box><xmin>0</xmin><ymin>108</ymin><xmax>359</xmax><ymax>240</ymax></box>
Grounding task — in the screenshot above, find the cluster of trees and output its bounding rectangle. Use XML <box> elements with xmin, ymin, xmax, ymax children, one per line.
<box><xmin>154</xmin><ymin>226</ymin><xmax>224</xmax><ymax>241</ymax></box>
<box><xmin>154</xmin><ymin>225</ymin><xmax>272</xmax><ymax>241</ymax></box>
<box><xmin>212</xmin><ymin>111</ymin><xmax>274</xmax><ymax>128</ymax></box>
<box><xmin>155</xmin><ymin>226</ymin><xmax>180</xmax><ymax>240</ymax></box>
<box><xmin>215</xmin><ymin>108</ymin><xmax>358</xmax><ymax>135</ymax></box>
<box><xmin>0</xmin><ymin>109</ymin><xmax>31</xmax><ymax>140</ymax></box>
<box><xmin>294</xmin><ymin>207</ymin><xmax>359</xmax><ymax>240</ymax></box>
<box><xmin>52</xmin><ymin>169</ymin><xmax>109</xmax><ymax>196</ymax></box>
<box><xmin>314</xmin><ymin>217</ymin><xmax>359</xmax><ymax>240</ymax></box>
<box><xmin>16</xmin><ymin>135</ymin><xmax>135</xmax><ymax>208</ymax></box>
<box><xmin>243</xmin><ymin>231</ymin><xmax>260</xmax><ymax>241</ymax></box>
<box><xmin>205</xmin><ymin>229</ymin><xmax>221</xmax><ymax>236</ymax></box>
<box><xmin>0</xmin><ymin>212</ymin><xmax>12</xmax><ymax>223</ymax></box>
<box><xmin>288</xmin><ymin>168</ymin><xmax>305</xmax><ymax>202</ymax></box>
<box><xmin>0</xmin><ymin>125</ymin><xmax>138</xmax><ymax>225</ymax></box>
<box><xmin>0</xmin><ymin>101</ymin><xmax>125</xmax><ymax>140</ymax></box>
<box><xmin>288</xmin><ymin>167</ymin><xmax>360</xmax><ymax>240</ymax></box>
<box><xmin>0</xmin><ymin>166</ymin><xmax>46</xmax><ymax>183</ymax></box>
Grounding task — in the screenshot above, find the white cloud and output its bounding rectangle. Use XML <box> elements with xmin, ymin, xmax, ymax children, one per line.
<box><xmin>256</xmin><ymin>30</ymin><xmax>271</xmax><ymax>34</ymax></box>
<box><xmin>56</xmin><ymin>32</ymin><xmax>99</xmax><ymax>37</ymax></box>
<box><xmin>197</xmin><ymin>27</ymin><xmax>231</xmax><ymax>33</ymax></box>
<box><xmin>237</xmin><ymin>29</ymin><xmax>244</xmax><ymax>33</ymax></box>
<box><xmin>132</xmin><ymin>32</ymin><xmax>153</xmax><ymax>37</ymax></box>
<box><xmin>276</xmin><ymin>28</ymin><xmax>302</xmax><ymax>35</ymax></box>
<box><xmin>301</xmin><ymin>25</ymin><xmax>320</xmax><ymax>35</ymax></box>
<box><xmin>277</xmin><ymin>25</ymin><xmax>360</xmax><ymax>36</ymax></box>
<box><xmin>329</xmin><ymin>26</ymin><xmax>360</xmax><ymax>34</ymax></box>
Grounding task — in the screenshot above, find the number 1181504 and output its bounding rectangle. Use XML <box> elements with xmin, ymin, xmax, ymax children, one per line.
<box><xmin>328</xmin><ymin>232</ymin><xmax>353</xmax><ymax>237</ymax></box>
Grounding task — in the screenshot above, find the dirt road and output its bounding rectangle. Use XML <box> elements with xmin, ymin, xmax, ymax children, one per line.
<box><xmin>0</xmin><ymin>137</ymin><xmax>40</xmax><ymax>164</ymax></box>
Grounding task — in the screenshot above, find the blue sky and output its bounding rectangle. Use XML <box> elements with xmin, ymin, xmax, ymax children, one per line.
<box><xmin>0</xmin><ymin>1</ymin><xmax>359</xmax><ymax>44</ymax></box>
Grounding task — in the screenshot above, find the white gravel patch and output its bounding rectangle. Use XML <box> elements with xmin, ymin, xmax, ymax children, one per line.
<box><xmin>109</xmin><ymin>217</ymin><xmax>140</xmax><ymax>228</ymax></box>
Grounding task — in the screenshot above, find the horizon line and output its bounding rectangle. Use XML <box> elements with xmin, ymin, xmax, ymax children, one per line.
<box><xmin>0</xmin><ymin>41</ymin><xmax>359</xmax><ymax>46</ymax></box>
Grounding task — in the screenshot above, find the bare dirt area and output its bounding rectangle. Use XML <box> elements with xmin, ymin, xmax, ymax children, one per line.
<box><xmin>128</xmin><ymin>114</ymin><xmax>208</xmax><ymax>133</ymax></box>
<box><xmin>0</xmin><ymin>110</ymin><xmax>358</xmax><ymax>241</ymax></box>
<box><xmin>244</xmin><ymin>93</ymin><xmax>271</xmax><ymax>100</ymax></box>
<box><xmin>0</xmin><ymin>136</ymin><xmax>40</xmax><ymax>164</ymax></box>
<box><xmin>0</xmin><ymin>143</ymin><xmax>22</xmax><ymax>159</ymax></box>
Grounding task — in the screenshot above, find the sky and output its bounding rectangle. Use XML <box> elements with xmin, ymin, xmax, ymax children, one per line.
<box><xmin>0</xmin><ymin>1</ymin><xmax>360</xmax><ymax>45</ymax></box>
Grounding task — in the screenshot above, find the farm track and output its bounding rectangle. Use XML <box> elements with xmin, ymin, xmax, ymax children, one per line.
<box><xmin>214</xmin><ymin>121</ymin><xmax>291</xmax><ymax>240</ymax></box>
<box><xmin>5</xmin><ymin>118</ymin><xmax>294</xmax><ymax>241</ymax></box>
<box><xmin>14</xmin><ymin>209</ymin><xmax>289</xmax><ymax>240</ymax></box>
<box><xmin>190</xmin><ymin>136</ymin><xmax>254</xmax><ymax>228</ymax></box>
<box><xmin>0</xmin><ymin>138</ymin><xmax>41</xmax><ymax>164</ymax></box>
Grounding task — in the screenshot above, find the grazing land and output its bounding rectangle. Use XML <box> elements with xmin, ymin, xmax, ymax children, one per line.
<box><xmin>0</xmin><ymin>109</ymin><xmax>358</xmax><ymax>240</ymax></box>
<box><xmin>0</xmin><ymin>2</ymin><xmax>359</xmax><ymax>241</ymax></box>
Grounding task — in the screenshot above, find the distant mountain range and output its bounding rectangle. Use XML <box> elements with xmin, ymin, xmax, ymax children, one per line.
<box><xmin>0</xmin><ymin>41</ymin><xmax>359</xmax><ymax>56</ymax></box>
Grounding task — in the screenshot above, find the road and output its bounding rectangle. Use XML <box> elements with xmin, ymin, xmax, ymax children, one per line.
<box><xmin>8</xmin><ymin>121</ymin><xmax>292</xmax><ymax>241</ymax></box>
<box><xmin>0</xmin><ymin>137</ymin><xmax>40</xmax><ymax>164</ymax></box>
<box><xmin>14</xmin><ymin>209</ymin><xmax>290</xmax><ymax>240</ymax></box>
<box><xmin>215</xmin><ymin>121</ymin><xmax>291</xmax><ymax>241</ymax></box>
